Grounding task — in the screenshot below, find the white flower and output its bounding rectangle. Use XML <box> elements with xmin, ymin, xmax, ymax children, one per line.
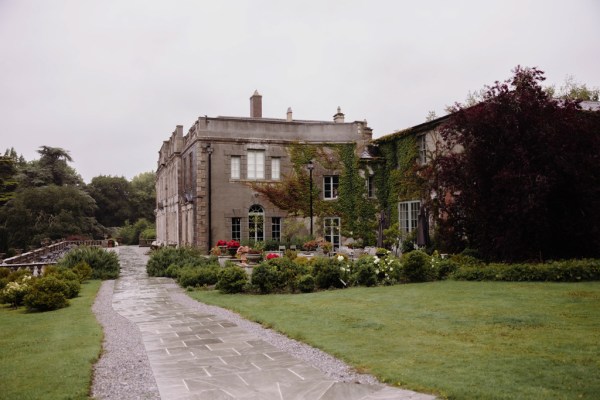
<box><xmin>375</xmin><ymin>269</ymin><xmax>380</xmax><ymax>274</ymax></box>
<box><xmin>337</xmin><ymin>255</ymin><xmax>344</xmax><ymax>262</ymax></box>
<box><xmin>390</xmin><ymin>267</ymin><xmax>394</xmax><ymax>271</ymax></box>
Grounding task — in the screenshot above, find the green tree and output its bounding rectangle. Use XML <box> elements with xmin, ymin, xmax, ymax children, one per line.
<box><xmin>16</xmin><ymin>146</ymin><xmax>82</xmax><ymax>187</ymax></box>
<box><xmin>86</xmin><ymin>175</ymin><xmax>132</xmax><ymax>227</ymax></box>
<box><xmin>129</xmin><ymin>171</ymin><xmax>156</xmax><ymax>222</ymax></box>
<box><xmin>0</xmin><ymin>185</ymin><xmax>104</xmax><ymax>250</ymax></box>
<box><xmin>545</xmin><ymin>75</ymin><xmax>600</xmax><ymax>101</ymax></box>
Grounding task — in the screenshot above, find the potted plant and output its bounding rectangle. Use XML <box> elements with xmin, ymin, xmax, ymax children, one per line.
<box><xmin>216</xmin><ymin>240</ymin><xmax>227</xmax><ymax>253</ymax></box>
<box><xmin>302</xmin><ymin>240</ymin><xmax>319</xmax><ymax>252</ymax></box>
<box><xmin>246</xmin><ymin>242</ymin><xmax>263</xmax><ymax>263</ymax></box>
<box><xmin>227</xmin><ymin>240</ymin><xmax>240</xmax><ymax>256</ymax></box>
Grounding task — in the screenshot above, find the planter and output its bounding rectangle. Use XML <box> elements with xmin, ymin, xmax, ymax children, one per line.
<box><xmin>218</xmin><ymin>245</ymin><xmax>227</xmax><ymax>254</ymax></box>
<box><xmin>227</xmin><ymin>247</ymin><xmax>239</xmax><ymax>257</ymax></box>
<box><xmin>246</xmin><ymin>253</ymin><xmax>262</xmax><ymax>263</ymax></box>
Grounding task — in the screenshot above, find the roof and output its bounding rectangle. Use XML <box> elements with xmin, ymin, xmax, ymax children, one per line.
<box><xmin>374</xmin><ymin>114</ymin><xmax>451</xmax><ymax>144</ymax></box>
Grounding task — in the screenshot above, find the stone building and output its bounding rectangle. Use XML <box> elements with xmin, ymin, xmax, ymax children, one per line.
<box><xmin>155</xmin><ymin>91</ymin><xmax>373</xmax><ymax>252</ymax></box>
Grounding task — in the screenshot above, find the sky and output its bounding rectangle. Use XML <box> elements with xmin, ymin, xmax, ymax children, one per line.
<box><xmin>1</xmin><ymin>0</ymin><xmax>599</xmax><ymax>183</ymax></box>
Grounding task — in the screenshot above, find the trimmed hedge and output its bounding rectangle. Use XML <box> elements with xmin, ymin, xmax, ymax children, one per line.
<box><xmin>58</xmin><ymin>246</ymin><xmax>120</xmax><ymax>280</ymax></box>
<box><xmin>452</xmin><ymin>259</ymin><xmax>600</xmax><ymax>282</ymax></box>
<box><xmin>147</xmin><ymin>247</ymin><xmax>216</xmax><ymax>277</ymax></box>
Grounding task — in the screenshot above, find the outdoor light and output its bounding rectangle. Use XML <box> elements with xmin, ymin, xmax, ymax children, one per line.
<box><xmin>307</xmin><ymin>160</ymin><xmax>314</xmax><ymax>237</ymax></box>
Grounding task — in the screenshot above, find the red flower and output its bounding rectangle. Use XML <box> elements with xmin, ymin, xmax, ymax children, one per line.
<box><xmin>216</xmin><ymin>240</ymin><xmax>227</xmax><ymax>246</ymax></box>
<box><xmin>227</xmin><ymin>240</ymin><xmax>240</xmax><ymax>248</ymax></box>
<box><xmin>266</xmin><ymin>253</ymin><xmax>279</xmax><ymax>260</ymax></box>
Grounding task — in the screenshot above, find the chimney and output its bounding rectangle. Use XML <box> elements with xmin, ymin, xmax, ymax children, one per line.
<box><xmin>286</xmin><ymin>107</ymin><xmax>293</xmax><ymax>122</ymax></box>
<box><xmin>333</xmin><ymin>106</ymin><xmax>345</xmax><ymax>123</ymax></box>
<box><xmin>250</xmin><ymin>90</ymin><xmax>262</xmax><ymax>118</ymax></box>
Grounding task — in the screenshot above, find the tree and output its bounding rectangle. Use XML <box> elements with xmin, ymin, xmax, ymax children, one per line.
<box><xmin>0</xmin><ymin>185</ymin><xmax>104</xmax><ymax>250</ymax></box>
<box><xmin>429</xmin><ymin>66</ymin><xmax>600</xmax><ymax>261</ymax></box>
<box><xmin>0</xmin><ymin>151</ymin><xmax>18</xmax><ymax>206</ymax></box>
<box><xmin>546</xmin><ymin>75</ymin><xmax>600</xmax><ymax>101</ymax></box>
<box><xmin>16</xmin><ymin>146</ymin><xmax>82</xmax><ymax>187</ymax></box>
<box><xmin>129</xmin><ymin>172</ymin><xmax>156</xmax><ymax>222</ymax></box>
<box><xmin>86</xmin><ymin>175</ymin><xmax>132</xmax><ymax>227</ymax></box>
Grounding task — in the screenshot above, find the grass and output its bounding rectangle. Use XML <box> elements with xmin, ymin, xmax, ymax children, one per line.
<box><xmin>0</xmin><ymin>280</ymin><xmax>103</xmax><ymax>400</ymax></box>
<box><xmin>188</xmin><ymin>281</ymin><xmax>600</xmax><ymax>400</ymax></box>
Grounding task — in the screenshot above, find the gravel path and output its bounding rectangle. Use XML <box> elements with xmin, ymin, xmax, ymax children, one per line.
<box><xmin>91</xmin><ymin>246</ymin><xmax>383</xmax><ymax>399</ymax></box>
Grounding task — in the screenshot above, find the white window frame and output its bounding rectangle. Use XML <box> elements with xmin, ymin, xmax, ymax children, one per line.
<box><xmin>324</xmin><ymin>217</ymin><xmax>341</xmax><ymax>249</ymax></box>
<box><xmin>247</xmin><ymin>150</ymin><xmax>265</xmax><ymax>180</ymax></box>
<box><xmin>271</xmin><ymin>157</ymin><xmax>280</xmax><ymax>180</ymax></box>
<box><xmin>418</xmin><ymin>135</ymin><xmax>427</xmax><ymax>165</ymax></box>
<box><xmin>231</xmin><ymin>156</ymin><xmax>241</xmax><ymax>179</ymax></box>
<box><xmin>248</xmin><ymin>204</ymin><xmax>265</xmax><ymax>242</ymax></box>
<box><xmin>271</xmin><ymin>217</ymin><xmax>281</xmax><ymax>241</ymax></box>
<box><xmin>323</xmin><ymin>175</ymin><xmax>339</xmax><ymax>199</ymax></box>
<box><xmin>399</xmin><ymin>200</ymin><xmax>421</xmax><ymax>233</ymax></box>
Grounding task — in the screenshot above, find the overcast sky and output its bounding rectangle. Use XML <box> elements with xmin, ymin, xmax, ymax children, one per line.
<box><xmin>1</xmin><ymin>0</ymin><xmax>598</xmax><ymax>183</ymax></box>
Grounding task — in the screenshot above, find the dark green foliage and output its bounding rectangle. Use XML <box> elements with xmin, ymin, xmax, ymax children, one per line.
<box><xmin>118</xmin><ymin>218</ymin><xmax>154</xmax><ymax>245</ymax></box>
<box><xmin>177</xmin><ymin>265</ymin><xmax>220</xmax><ymax>288</ymax></box>
<box><xmin>297</xmin><ymin>274</ymin><xmax>315</xmax><ymax>293</ymax></box>
<box><xmin>86</xmin><ymin>175</ymin><xmax>132</xmax><ymax>227</ymax></box>
<box><xmin>216</xmin><ymin>266</ymin><xmax>248</xmax><ymax>294</ymax></box>
<box><xmin>312</xmin><ymin>257</ymin><xmax>345</xmax><ymax>289</ymax></box>
<box><xmin>353</xmin><ymin>257</ymin><xmax>378</xmax><ymax>287</ymax></box>
<box><xmin>401</xmin><ymin>250</ymin><xmax>431</xmax><ymax>283</ymax></box>
<box><xmin>58</xmin><ymin>246</ymin><xmax>120</xmax><ymax>279</ymax></box>
<box><xmin>452</xmin><ymin>259</ymin><xmax>600</xmax><ymax>282</ymax></box>
<box><xmin>43</xmin><ymin>266</ymin><xmax>81</xmax><ymax>298</ymax></box>
<box><xmin>435</xmin><ymin>259</ymin><xmax>458</xmax><ymax>280</ymax></box>
<box><xmin>146</xmin><ymin>246</ymin><xmax>210</xmax><ymax>277</ymax></box>
<box><xmin>24</xmin><ymin>275</ymin><xmax>69</xmax><ymax>311</ymax></box>
<box><xmin>251</xmin><ymin>263</ymin><xmax>284</xmax><ymax>294</ymax></box>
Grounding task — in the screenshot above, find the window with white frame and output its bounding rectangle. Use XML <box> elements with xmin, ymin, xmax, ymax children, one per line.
<box><xmin>231</xmin><ymin>156</ymin><xmax>241</xmax><ymax>179</ymax></box>
<box><xmin>418</xmin><ymin>135</ymin><xmax>427</xmax><ymax>164</ymax></box>
<box><xmin>271</xmin><ymin>157</ymin><xmax>280</xmax><ymax>180</ymax></box>
<box><xmin>324</xmin><ymin>217</ymin><xmax>341</xmax><ymax>249</ymax></box>
<box><xmin>247</xmin><ymin>150</ymin><xmax>265</xmax><ymax>179</ymax></box>
<box><xmin>323</xmin><ymin>175</ymin><xmax>339</xmax><ymax>199</ymax></box>
<box><xmin>398</xmin><ymin>200</ymin><xmax>421</xmax><ymax>233</ymax></box>
<box><xmin>248</xmin><ymin>204</ymin><xmax>264</xmax><ymax>242</ymax></box>
<box><xmin>271</xmin><ymin>217</ymin><xmax>281</xmax><ymax>241</ymax></box>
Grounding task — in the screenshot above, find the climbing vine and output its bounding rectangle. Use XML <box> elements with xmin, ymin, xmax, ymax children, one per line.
<box><xmin>249</xmin><ymin>142</ymin><xmax>377</xmax><ymax>245</ymax></box>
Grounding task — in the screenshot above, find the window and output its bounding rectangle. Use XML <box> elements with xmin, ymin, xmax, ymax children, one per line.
<box><xmin>271</xmin><ymin>157</ymin><xmax>280</xmax><ymax>180</ymax></box>
<box><xmin>231</xmin><ymin>156</ymin><xmax>240</xmax><ymax>179</ymax></box>
<box><xmin>231</xmin><ymin>217</ymin><xmax>241</xmax><ymax>241</ymax></box>
<box><xmin>271</xmin><ymin>217</ymin><xmax>281</xmax><ymax>241</ymax></box>
<box><xmin>324</xmin><ymin>217</ymin><xmax>341</xmax><ymax>249</ymax></box>
<box><xmin>248</xmin><ymin>204</ymin><xmax>264</xmax><ymax>242</ymax></box>
<box><xmin>418</xmin><ymin>135</ymin><xmax>427</xmax><ymax>164</ymax></box>
<box><xmin>323</xmin><ymin>175</ymin><xmax>339</xmax><ymax>199</ymax></box>
<box><xmin>247</xmin><ymin>150</ymin><xmax>265</xmax><ymax>179</ymax></box>
<box><xmin>398</xmin><ymin>200</ymin><xmax>421</xmax><ymax>233</ymax></box>
<box><xmin>367</xmin><ymin>175</ymin><xmax>375</xmax><ymax>198</ymax></box>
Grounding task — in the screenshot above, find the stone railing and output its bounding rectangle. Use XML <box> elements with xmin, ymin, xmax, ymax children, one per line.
<box><xmin>1</xmin><ymin>240</ymin><xmax>108</xmax><ymax>273</ymax></box>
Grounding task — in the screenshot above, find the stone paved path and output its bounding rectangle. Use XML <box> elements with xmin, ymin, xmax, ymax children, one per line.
<box><xmin>111</xmin><ymin>246</ymin><xmax>436</xmax><ymax>400</ymax></box>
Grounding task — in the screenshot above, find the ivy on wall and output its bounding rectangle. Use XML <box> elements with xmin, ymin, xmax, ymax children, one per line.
<box><xmin>249</xmin><ymin>143</ymin><xmax>377</xmax><ymax>245</ymax></box>
<box><xmin>373</xmin><ymin>134</ymin><xmax>423</xmax><ymax>225</ymax></box>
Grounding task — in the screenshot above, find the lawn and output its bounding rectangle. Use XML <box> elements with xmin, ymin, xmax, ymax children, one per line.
<box><xmin>0</xmin><ymin>280</ymin><xmax>103</xmax><ymax>400</ymax></box>
<box><xmin>188</xmin><ymin>281</ymin><xmax>600</xmax><ymax>400</ymax></box>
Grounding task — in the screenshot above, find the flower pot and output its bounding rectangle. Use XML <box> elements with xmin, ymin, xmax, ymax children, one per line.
<box><xmin>246</xmin><ymin>253</ymin><xmax>262</xmax><ymax>263</ymax></box>
<box><xmin>228</xmin><ymin>247</ymin><xmax>239</xmax><ymax>257</ymax></box>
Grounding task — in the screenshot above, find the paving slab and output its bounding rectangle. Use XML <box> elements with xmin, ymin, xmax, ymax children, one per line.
<box><xmin>111</xmin><ymin>246</ymin><xmax>437</xmax><ymax>400</ymax></box>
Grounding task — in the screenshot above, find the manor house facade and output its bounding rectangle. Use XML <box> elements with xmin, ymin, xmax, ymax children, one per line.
<box><xmin>155</xmin><ymin>92</ymin><xmax>373</xmax><ymax>252</ymax></box>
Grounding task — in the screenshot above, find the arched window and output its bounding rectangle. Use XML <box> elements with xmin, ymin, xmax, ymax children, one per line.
<box><xmin>248</xmin><ymin>205</ymin><xmax>264</xmax><ymax>242</ymax></box>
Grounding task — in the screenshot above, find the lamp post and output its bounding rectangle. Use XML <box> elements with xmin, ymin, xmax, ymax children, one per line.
<box><xmin>307</xmin><ymin>160</ymin><xmax>314</xmax><ymax>238</ymax></box>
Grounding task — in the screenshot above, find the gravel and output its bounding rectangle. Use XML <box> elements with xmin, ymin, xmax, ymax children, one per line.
<box><xmin>91</xmin><ymin>247</ymin><xmax>379</xmax><ymax>399</ymax></box>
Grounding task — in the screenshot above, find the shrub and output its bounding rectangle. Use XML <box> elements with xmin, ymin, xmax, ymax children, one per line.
<box><xmin>58</xmin><ymin>246</ymin><xmax>120</xmax><ymax>279</ymax></box>
<box><xmin>402</xmin><ymin>250</ymin><xmax>431</xmax><ymax>283</ymax></box>
<box><xmin>312</xmin><ymin>257</ymin><xmax>345</xmax><ymax>289</ymax></box>
<box><xmin>146</xmin><ymin>247</ymin><xmax>208</xmax><ymax>277</ymax></box>
<box><xmin>165</xmin><ymin>264</ymin><xmax>182</xmax><ymax>278</ymax></box>
<box><xmin>0</xmin><ymin>275</ymin><xmax>33</xmax><ymax>307</ymax></box>
<box><xmin>24</xmin><ymin>276</ymin><xmax>69</xmax><ymax>311</ymax></box>
<box><xmin>43</xmin><ymin>267</ymin><xmax>81</xmax><ymax>298</ymax></box>
<box><xmin>0</xmin><ymin>267</ymin><xmax>10</xmax><ymax>279</ymax></box>
<box><xmin>452</xmin><ymin>259</ymin><xmax>600</xmax><ymax>282</ymax></box>
<box><xmin>216</xmin><ymin>266</ymin><xmax>248</xmax><ymax>294</ymax></box>
<box><xmin>435</xmin><ymin>259</ymin><xmax>458</xmax><ymax>280</ymax></box>
<box><xmin>298</xmin><ymin>274</ymin><xmax>315</xmax><ymax>293</ymax></box>
<box><xmin>252</xmin><ymin>263</ymin><xmax>284</xmax><ymax>294</ymax></box>
<box><xmin>71</xmin><ymin>262</ymin><xmax>93</xmax><ymax>282</ymax></box>
<box><xmin>353</xmin><ymin>258</ymin><xmax>378</xmax><ymax>287</ymax></box>
<box><xmin>177</xmin><ymin>265</ymin><xmax>220</xmax><ymax>288</ymax></box>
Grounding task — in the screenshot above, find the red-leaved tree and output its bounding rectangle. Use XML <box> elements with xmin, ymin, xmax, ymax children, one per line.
<box><xmin>428</xmin><ymin>66</ymin><xmax>600</xmax><ymax>262</ymax></box>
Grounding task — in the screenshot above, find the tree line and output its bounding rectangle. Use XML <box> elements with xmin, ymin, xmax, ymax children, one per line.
<box><xmin>0</xmin><ymin>146</ymin><xmax>155</xmax><ymax>255</ymax></box>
